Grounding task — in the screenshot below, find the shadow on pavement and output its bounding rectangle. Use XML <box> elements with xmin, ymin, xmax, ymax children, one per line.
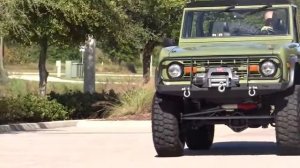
<box><xmin>185</xmin><ymin>141</ymin><xmax>277</xmax><ymax>156</ymax></box>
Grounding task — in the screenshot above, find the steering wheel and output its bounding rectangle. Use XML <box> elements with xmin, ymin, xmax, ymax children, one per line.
<box><xmin>261</xmin><ymin>26</ymin><xmax>274</xmax><ymax>35</ymax></box>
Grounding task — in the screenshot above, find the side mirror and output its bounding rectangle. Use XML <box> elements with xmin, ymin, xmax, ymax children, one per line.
<box><xmin>163</xmin><ymin>38</ymin><xmax>177</xmax><ymax>47</ymax></box>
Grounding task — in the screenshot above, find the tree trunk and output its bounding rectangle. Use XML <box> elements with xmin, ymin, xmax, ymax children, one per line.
<box><xmin>0</xmin><ymin>36</ymin><xmax>8</xmax><ymax>83</ymax></box>
<box><xmin>142</xmin><ymin>40</ymin><xmax>156</xmax><ymax>84</ymax></box>
<box><xmin>38</xmin><ymin>38</ymin><xmax>49</xmax><ymax>96</ymax></box>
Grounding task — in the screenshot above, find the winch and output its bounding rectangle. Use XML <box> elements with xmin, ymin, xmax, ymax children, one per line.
<box><xmin>193</xmin><ymin>67</ymin><xmax>240</xmax><ymax>91</ymax></box>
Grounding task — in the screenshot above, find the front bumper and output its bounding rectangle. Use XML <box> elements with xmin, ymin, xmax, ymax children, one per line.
<box><xmin>157</xmin><ymin>83</ymin><xmax>290</xmax><ymax>98</ymax></box>
<box><xmin>156</xmin><ymin>55</ymin><xmax>298</xmax><ymax>98</ymax></box>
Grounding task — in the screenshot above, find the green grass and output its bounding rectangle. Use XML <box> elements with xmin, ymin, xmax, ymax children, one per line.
<box><xmin>0</xmin><ymin>79</ymin><xmax>83</xmax><ymax>96</ymax></box>
<box><xmin>96</xmin><ymin>76</ymin><xmax>142</xmax><ymax>83</ymax></box>
<box><xmin>0</xmin><ymin>79</ymin><xmax>38</xmax><ymax>97</ymax></box>
<box><xmin>96</xmin><ymin>63</ymin><xmax>131</xmax><ymax>73</ymax></box>
<box><xmin>106</xmin><ymin>87</ymin><xmax>154</xmax><ymax>118</ymax></box>
<box><xmin>0</xmin><ymin>78</ymin><xmax>140</xmax><ymax>96</ymax></box>
<box><xmin>6</xmin><ymin>63</ymin><xmax>57</xmax><ymax>73</ymax></box>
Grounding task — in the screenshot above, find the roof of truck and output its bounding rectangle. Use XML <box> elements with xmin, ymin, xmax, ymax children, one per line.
<box><xmin>186</xmin><ymin>0</ymin><xmax>293</xmax><ymax>8</ymax></box>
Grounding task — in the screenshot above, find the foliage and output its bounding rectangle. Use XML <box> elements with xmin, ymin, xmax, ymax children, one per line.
<box><xmin>153</xmin><ymin>46</ymin><xmax>163</xmax><ymax>66</ymax></box>
<box><xmin>49</xmin><ymin>90</ymin><xmax>119</xmax><ymax>119</ymax></box>
<box><xmin>0</xmin><ymin>0</ymin><xmax>185</xmax><ymax>75</ymax></box>
<box><xmin>0</xmin><ymin>77</ymin><xmax>154</xmax><ymax>123</ymax></box>
<box><xmin>117</xmin><ymin>0</ymin><xmax>184</xmax><ymax>41</ymax></box>
<box><xmin>114</xmin><ymin>0</ymin><xmax>184</xmax><ymax>82</ymax></box>
<box><xmin>106</xmin><ymin>88</ymin><xmax>153</xmax><ymax>118</ymax></box>
<box><xmin>47</xmin><ymin>46</ymin><xmax>81</xmax><ymax>62</ymax></box>
<box><xmin>0</xmin><ymin>0</ymin><xmax>139</xmax><ymax>55</ymax></box>
<box><xmin>0</xmin><ymin>94</ymin><xmax>70</xmax><ymax>124</ymax></box>
<box><xmin>0</xmin><ymin>0</ymin><xmax>135</xmax><ymax>95</ymax></box>
<box><xmin>1</xmin><ymin>0</ymin><xmax>124</xmax><ymax>44</ymax></box>
<box><xmin>4</xmin><ymin>45</ymin><xmax>38</xmax><ymax>64</ymax></box>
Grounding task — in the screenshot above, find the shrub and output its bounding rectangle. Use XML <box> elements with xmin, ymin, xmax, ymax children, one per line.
<box><xmin>106</xmin><ymin>88</ymin><xmax>154</xmax><ymax>118</ymax></box>
<box><xmin>49</xmin><ymin>90</ymin><xmax>119</xmax><ymax>119</ymax></box>
<box><xmin>0</xmin><ymin>94</ymin><xmax>70</xmax><ymax>124</ymax></box>
<box><xmin>47</xmin><ymin>82</ymin><xmax>83</xmax><ymax>93</ymax></box>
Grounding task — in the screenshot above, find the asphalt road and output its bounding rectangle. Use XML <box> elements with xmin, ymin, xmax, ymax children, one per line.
<box><xmin>0</xmin><ymin>121</ymin><xmax>299</xmax><ymax>168</ymax></box>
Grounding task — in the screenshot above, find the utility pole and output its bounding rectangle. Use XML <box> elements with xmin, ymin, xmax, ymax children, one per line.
<box><xmin>83</xmin><ymin>35</ymin><xmax>96</xmax><ymax>94</ymax></box>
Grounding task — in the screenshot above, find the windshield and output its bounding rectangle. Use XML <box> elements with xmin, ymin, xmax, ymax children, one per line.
<box><xmin>182</xmin><ymin>8</ymin><xmax>289</xmax><ymax>38</ymax></box>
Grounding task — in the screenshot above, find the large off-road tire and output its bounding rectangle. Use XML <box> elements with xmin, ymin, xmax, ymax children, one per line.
<box><xmin>275</xmin><ymin>85</ymin><xmax>300</xmax><ymax>155</ymax></box>
<box><xmin>186</xmin><ymin>125</ymin><xmax>215</xmax><ymax>150</ymax></box>
<box><xmin>152</xmin><ymin>93</ymin><xmax>185</xmax><ymax>157</ymax></box>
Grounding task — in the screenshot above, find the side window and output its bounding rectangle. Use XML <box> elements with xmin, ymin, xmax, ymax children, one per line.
<box><xmin>183</xmin><ymin>12</ymin><xmax>206</xmax><ymax>38</ymax></box>
<box><xmin>183</xmin><ymin>12</ymin><xmax>194</xmax><ymax>38</ymax></box>
<box><xmin>293</xmin><ymin>6</ymin><xmax>299</xmax><ymax>42</ymax></box>
<box><xmin>190</xmin><ymin>13</ymin><xmax>197</xmax><ymax>37</ymax></box>
<box><xmin>189</xmin><ymin>12</ymin><xmax>204</xmax><ymax>38</ymax></box>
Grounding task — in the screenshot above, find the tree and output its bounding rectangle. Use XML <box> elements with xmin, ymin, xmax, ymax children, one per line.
<box><xmin>117</xmin><ymin>0</ymin><xmax>185</xmax><ymax>83</ymax></box>
<box><xmin>1</xmin><ymin>0</ymin><xmax>185</xmax><ymax>88</ymax></box>
<box><xmin>0</xmin><ymin>0</ymin><xmax>129</xmax><ymax>95</ymax></box>
<box><xmin>0</xmin><ymin>0</ymin><xmax>14</xmax><ymax>83</ymax></box>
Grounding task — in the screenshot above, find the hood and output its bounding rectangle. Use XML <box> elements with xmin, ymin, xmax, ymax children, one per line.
<box><xmin>165</xmin><ymin>41</ymin><xmax>291</xmax><ymax>57</ymax></box>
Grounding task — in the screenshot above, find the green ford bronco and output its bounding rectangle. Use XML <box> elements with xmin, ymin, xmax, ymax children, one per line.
<box><xmin>152</xmin><ymin>0</ymin><xmax>300</xmax><ymax>156</ymax></box>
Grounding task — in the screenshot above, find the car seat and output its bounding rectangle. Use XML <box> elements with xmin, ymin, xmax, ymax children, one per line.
<box><xmin>211</xmin><ymin>21</ymin><xmax>230</xmax><ymax>37</ymax></box>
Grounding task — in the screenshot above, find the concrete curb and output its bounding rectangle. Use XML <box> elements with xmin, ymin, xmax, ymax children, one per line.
<box><xmin>0</xmin><ymin>120</ymin><xmax>79</xmax><ymax>133</ymax></box>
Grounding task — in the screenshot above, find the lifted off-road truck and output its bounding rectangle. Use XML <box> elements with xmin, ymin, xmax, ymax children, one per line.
<box><xmin>152</xmin><ymin>0</ymin><xmax>300</xmax><ymax>156</ymax></box>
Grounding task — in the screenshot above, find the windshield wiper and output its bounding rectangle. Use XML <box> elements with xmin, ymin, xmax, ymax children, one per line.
<box><xmin>223</xmin><ymin>6</ymin><xmax>235</xmax><ymax>12</ymax></box>
<box><xmin>247</xmin><ymin>5</ymin><xmax>272</xmax><ymax>15</ymax></box>
<box><xmin>218</xmin><ymin>6</ymin><xmax>235</xmax><ymax>14</ymax></box>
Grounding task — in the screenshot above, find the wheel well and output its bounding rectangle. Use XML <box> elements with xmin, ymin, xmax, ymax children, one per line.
<box><xmin>294</xmin><ymin>63</ymin><xmax>300</xmax><ymax>85</ymax></box>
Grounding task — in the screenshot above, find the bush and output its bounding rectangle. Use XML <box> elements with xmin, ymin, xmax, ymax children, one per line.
<box><xmin>49</xmin><ymin>90</ymin><xmax>119</xmax><ymax>119</ymax></box>
<box><xmin>0</xmin><ymin>94</ymin><xmax>70</xmax><ymax>124</ymax></box>
<box><xmin>106</xmin><ymin>88</ymin><xmax>154</xmax><ymax>118</ymax></box>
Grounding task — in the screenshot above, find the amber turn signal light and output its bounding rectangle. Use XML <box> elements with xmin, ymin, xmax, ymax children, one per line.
<box><xmin>184</xmin><ymin>67</ymin><xmax>197</xmax><ymax>75</ymax></box>
<box><xmin>248</xmin><ymin>65</ymin><xmax>259</xmax><ymax>73</ymax></box>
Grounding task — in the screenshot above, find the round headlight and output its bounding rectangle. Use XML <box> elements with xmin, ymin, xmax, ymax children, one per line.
<box><xmin>260</xmin><ymin>60</ymin><xmax>277</xmax><ymax>77</ymax></box>
<box><xmin>168</xmin><ymin>64</ymin><xmax>183</xmax><ymax>78</ymax></box>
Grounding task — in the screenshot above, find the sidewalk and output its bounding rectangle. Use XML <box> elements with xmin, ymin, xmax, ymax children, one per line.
<box><xmin>8</xmin><ymin>71</ymin><xmax>143</xmax><ymax>77</ymax></box>
<box><xmin>9</xmin><ymin>74</ymin><xmax>83</xmax><ymax>83</ymax></box>
<box><xmin>8</xmin><ymin>74</ymin><xmax>139</xmax><ymax>85</ymax></box>
<box><xmin>0</xmin><ymin>120</ymin><xmax>79</xmax><ymax>133</ymax></box>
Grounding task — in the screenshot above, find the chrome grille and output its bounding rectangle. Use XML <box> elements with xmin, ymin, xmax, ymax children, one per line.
<box><xmin>160</xmin><ymin>56</ymin><xmax>281</xmax><ymax>81</ymax></box>
<box><xmin>182</xmin><ymin>57</ymin><xmax>263</xmax><ymax>79</ymax></box>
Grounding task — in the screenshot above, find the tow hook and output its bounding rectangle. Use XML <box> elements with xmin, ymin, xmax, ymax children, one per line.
<box><xmin>218</xmin><ymin>82</ymin><xmax>226</xmax><ymax>93</ymax></box>
<box><xmin>182</xmin><ymin>87</ymin><xmax>191</xmax><ymax>98</ymax></box>
<box><xmin>248</xmin><ymin>86</ymin><xmax>258</xmax><ymax>97</ymax></box>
